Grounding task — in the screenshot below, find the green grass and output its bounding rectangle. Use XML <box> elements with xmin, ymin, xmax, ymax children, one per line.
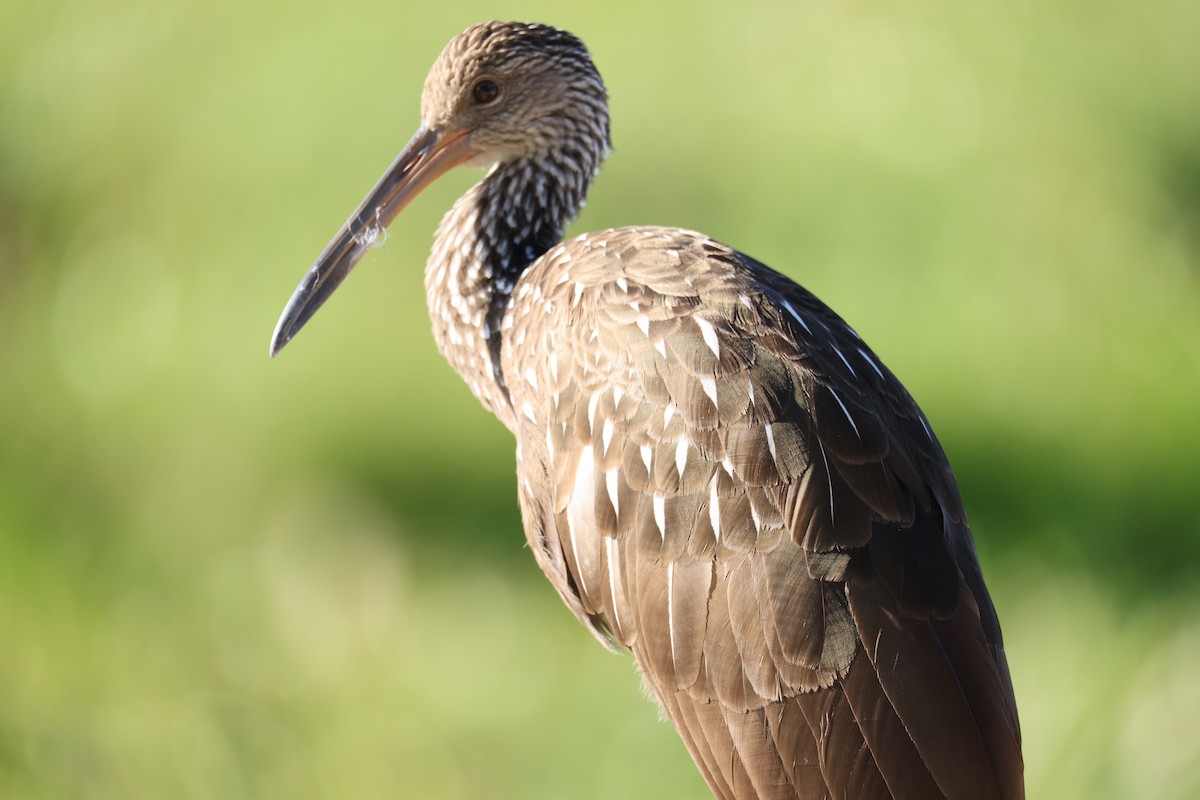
<box><xmin>2</xmin><ymin>0</ymin><xmax>1199</xmax><ymax>797</ymax></box>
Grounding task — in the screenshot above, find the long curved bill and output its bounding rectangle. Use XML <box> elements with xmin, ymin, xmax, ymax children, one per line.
<box><xmin>269</xmin><ymin>126</ymin><xmax>477</xmax><ymax>356</ymax></box>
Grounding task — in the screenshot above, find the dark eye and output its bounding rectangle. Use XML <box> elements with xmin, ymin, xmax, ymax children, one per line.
<box><xmin>471</xmin><ymin>79</ymin><xmax>500</xmax><ymax>105</ymax></box>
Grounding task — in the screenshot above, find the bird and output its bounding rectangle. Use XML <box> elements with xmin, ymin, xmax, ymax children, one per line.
<box><xmin>269</xmin><ymin>21</ymin><xmax>1023</xmax><ymax>800</ymax></box>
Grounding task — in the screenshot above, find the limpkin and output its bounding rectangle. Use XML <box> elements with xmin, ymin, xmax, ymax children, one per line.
<box><xmin>270</xmin><ymin>21</ymin><xmax>1022</xmax><ymax>800</ymax></box>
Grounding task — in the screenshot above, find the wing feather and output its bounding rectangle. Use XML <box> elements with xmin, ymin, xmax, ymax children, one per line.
<box><xmin>501</xmin><ymin>227</ymin><xmax>1022</xmax><ymax>799</ymax></box>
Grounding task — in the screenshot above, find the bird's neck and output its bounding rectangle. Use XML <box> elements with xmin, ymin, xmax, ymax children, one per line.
<box><xmin>424</xmin><ymin>147</ymin><xmax>601</xmax><ymax>424</ymax></box>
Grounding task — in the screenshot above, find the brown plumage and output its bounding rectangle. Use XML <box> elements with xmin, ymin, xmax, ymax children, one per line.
<box><xmin>270</xmin><ymin>21</ymin><xmax>1023</xmax><ymax>799</ymax></box>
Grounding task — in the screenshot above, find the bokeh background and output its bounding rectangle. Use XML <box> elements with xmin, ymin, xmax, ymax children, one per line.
<box><xmin>2</xmin><ymin>0</ymin><xmax>1199</xmax><ymax>797</ymax></box>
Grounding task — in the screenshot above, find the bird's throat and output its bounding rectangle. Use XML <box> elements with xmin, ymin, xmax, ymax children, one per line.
<box><xmin>423</xmin><ymin>149</ymin><xmax>600</xmax><ymax>425</ymax></box>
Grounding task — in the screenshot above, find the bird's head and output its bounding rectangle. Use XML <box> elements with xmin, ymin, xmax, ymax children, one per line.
<box><xmin>269</xmin><ymin>22</ymin><xmax>608</xmax><ymax>356</ymax></box>
<box><xmin>421</xmin><ymin>21</ymin><xmax>609</xmax><ymax>167</ymax></box>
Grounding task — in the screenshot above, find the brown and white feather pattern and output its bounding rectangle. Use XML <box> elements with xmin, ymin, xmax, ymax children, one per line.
<box><xmin>499</xmin><ymin>226</ymin><xmax>1022</xmax><ymax>799</ymax></box>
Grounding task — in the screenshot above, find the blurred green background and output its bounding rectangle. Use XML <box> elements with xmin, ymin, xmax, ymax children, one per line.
<box><xmin>2</xmin><ymin>0</ymin><xmax>1199</xmax><ymax>797</ymax></box>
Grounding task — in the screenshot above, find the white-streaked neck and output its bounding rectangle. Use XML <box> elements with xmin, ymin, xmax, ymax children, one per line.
<box><xmin>423</xmin><ymin>145</ymin><xmax>602</xmax><ymax>424</ymax></box>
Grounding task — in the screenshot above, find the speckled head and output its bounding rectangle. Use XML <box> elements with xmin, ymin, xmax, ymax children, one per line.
<box><xmin>422</xmin><ymin>22</ymin><xmax>610</xmax><ymax>167</ymax></box>
<box><xmin>270</xmin><ymin>21</ymin><xmax>610</xmax><ymax>356</ymax></box>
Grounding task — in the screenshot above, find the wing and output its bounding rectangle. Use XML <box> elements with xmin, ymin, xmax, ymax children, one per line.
<box><xmin>501</xmin><ymin>226</ymin><xmax>1023</xmax><ymax>800</ymax></box>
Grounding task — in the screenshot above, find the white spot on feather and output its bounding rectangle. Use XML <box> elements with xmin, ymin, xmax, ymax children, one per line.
<box><xmin>522</xmin><ymin>401</ymin><xmax>537</xmax><ymax>424</ymax></box>
<box><xmin>664</xmin><ymin>403</ymin><xmax>677</xmax><ymax>425</ymax></box>
<box><xmin>566</xmin><ymin>445</ymin><xmax>595</xmax><ymax>601</ymax></box>
<box><xmin>765</xmin><ymin>423</ymin><xmax>778</xmax><ymax>466</ymax></box>
<box><xmin>605</xmin><ymin>469</ymin><xmax>620</xmax><ymax>516</ymax></box>
<box><xmin>654</xmin><ymin>340</ymin><xmax>667</xmax><ymax>358</ymax></box>
<box><xmin>640</xmin><ymin>443</ymin><xmax>653</xmax><ymax>473</ymax></box>
<box><xmin>708</xmin><ymin>481</ymin><xmax>721</xmax><ymax>542</ymax></box>
<box><xmin>832</xmin><ymin>346</ymin><xmax>858</xmax><ymax>379</ymax></box>
<box><xmin>827</xmin><ymin>387</ymin><xmax>860</xmax><ymax>438</ymax></box>
<box><xmin>653</xmin><ymin>494</ymin><xmax>666</xmax><ymax>540</ymax></box>
<box><xmin>695</xmin><ymin>317</ymin><xmax>720</xmax><ymax>358</ymax></box>
<box><xmin>858</xmin><ymin>348</ymin><xmax>885</xmax><ymax>380</ymax></box>
<box><xmin>588</xmin><ymin>393</ymin><xmax>600</xmax><ymax>428</ymax></box>
<box><xmin>675</xmin><ymin>438</ymin><xmax>688</xmax><ymax>476</ymax></box>
<box><xmin>781</xmin><ymin>298</ymin><xmax>814</xmax><ymax>335</ymax></box>
<box><xmin>523</xmin><ymin>367</ymin><xmax>539</xmax><ymax>389</ymax></box>
<box><xmin>667</xmin><ymin>562</ymin><xmax>677</xmax><ymax>664</ymax></box>
<box><xmin>636</xmin><ymin>315</ymin><xmax>650</xmax><ymax>336</ymax></box>
<box><xmin>606</xmin><ymin>537</ymin><xmax>623</xmax><ymax>633</ymax></box>
<box><xmin>817</xmin><ymin>440</ymin><xmax>836</xmax><ymax>526</ymax></box>
<box><xmin>602</xmin><ymin>418</ymin><xmax>614</xmax><ymax>453</ymax></box>
<box><xmin>700</xmin><ymin>376</ymin><xmax>719</xmax><ymax>407</ymax></box>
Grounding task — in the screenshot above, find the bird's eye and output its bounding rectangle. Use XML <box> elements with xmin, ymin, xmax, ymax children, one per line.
<box><xmin>471</xmin><ymin>79</ymin><xmax>500</xmax><ymax>105</ymax></box>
